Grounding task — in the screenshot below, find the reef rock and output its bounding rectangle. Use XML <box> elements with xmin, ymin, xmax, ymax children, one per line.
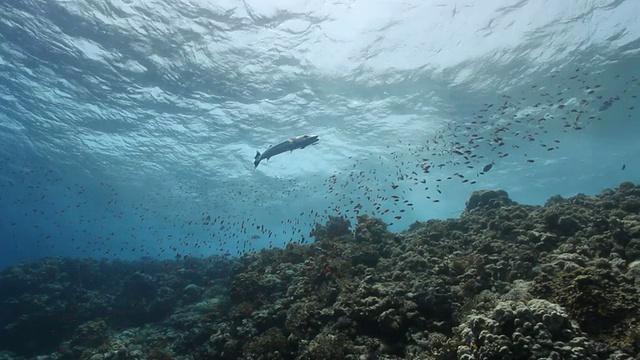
<box><xmin>465</xmin><ymin>189</ymin><xmax>515</xmax><ymax>211</ymax></box>
<box><xmin>457</xmin><ymin>299</ymin><xmax>599</xmax><ymax>360</ymax></box>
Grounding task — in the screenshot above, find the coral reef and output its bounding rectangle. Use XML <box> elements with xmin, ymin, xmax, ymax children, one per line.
<box><xmin>465</xmin><ymin>189</ymin><xmax>514</xmax><ymax>211</ymax></box>
<box><xmin>457</xmin><ymin>299</ymin><xmax>599</xmax><ymax>359</ymax></box>
<box><xmin>1</xmin><ymin>182</ymin><xmax>640</xmax><ymax>359</ymax></box>
<box><xmin>310</xmin><ymin>215</ymin><xmax>352</xmax><ymax>240</ymax></box>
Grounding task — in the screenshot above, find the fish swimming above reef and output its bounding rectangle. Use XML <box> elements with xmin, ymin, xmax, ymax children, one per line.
<box><xmin>599</xmin><ymin>96</ymin><xmax>619</xmax><ymax>111</ymax></box>
<box><xmin>254</xmin><ymin>135</ymin><xmax>319</xmax><ymax>167</ymax></box>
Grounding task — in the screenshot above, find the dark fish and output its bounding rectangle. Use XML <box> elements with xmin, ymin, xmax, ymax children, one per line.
<box><xmin>622</xmin><ymin>164</ymin><xmax>626</xmax><ymax>170</ymax></box>
<box><xmin>482</xmin><ymin>163</ymin><xmax>493</xmax><ymax>172</ymax></box>
<box><xmin>598</xmin><ymin>97</ymin><xmax>614</xmax><ymax>111</ymax></box>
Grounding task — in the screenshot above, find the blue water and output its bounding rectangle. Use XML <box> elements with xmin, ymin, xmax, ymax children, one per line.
<box><xmin>1</xmin><ymin>0</ymin><xmax>639</xmax><ymax>270</ymax></box>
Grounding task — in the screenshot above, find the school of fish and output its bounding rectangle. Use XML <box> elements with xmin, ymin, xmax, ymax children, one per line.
<box><xmin>0</xmin><ymin>68</ymin><xmax>638</xmax><ymax>265</ymax></box>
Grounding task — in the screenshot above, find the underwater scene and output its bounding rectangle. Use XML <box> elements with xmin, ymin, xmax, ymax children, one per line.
<box><xmin>1</xmin><ymin>0</ymin><xmax>640</xmax><ymax>359</ymax></box>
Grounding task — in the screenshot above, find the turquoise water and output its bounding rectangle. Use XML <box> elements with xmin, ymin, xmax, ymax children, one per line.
<box><xmin>0</xmin><ymin>0</ymin><xmax>638</xmax><ymax>269</ymax></box>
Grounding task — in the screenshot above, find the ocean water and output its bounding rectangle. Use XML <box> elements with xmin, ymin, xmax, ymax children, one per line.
<box><xmin>0</xmin><ymin>0</ymin><xmax>639</xmax><ymax>270</ymax></box>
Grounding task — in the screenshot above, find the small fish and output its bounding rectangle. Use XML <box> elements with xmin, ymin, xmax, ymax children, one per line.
<box><xmin>598</xmin><ymin>97</ymin><xmax>614</xmax><ymax>111</ymax></box>
<box><xmin>482</xmin><ymin>162</ymin><xmax>494</xmax><ymax>172</ymax></box>
<box><xmin>622</xmin><ymin>164</ymin><xmax>626</xmax><ymax>170</ymax></box>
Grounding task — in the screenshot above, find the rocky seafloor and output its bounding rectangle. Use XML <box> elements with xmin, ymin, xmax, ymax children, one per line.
<box><xmin>2</xmin><ymin>183</ymin><xmax>640</xmax><ymax>360</ymax></box>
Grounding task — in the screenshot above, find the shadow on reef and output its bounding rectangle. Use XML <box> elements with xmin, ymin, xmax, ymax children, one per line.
<box><xmin>1</xmin><ymin>182</ymin><xmax>640</xmax><ymax>359</ymax></box>
<box><xmin>0</xmin><ymin>256</ymin><xmax>233</xmax><ymax>358</ymax></box>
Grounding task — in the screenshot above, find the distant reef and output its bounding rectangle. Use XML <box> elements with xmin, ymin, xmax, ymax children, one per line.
<box><xmin>1</xmin><ymin>182</ymin><xmax>640</xmax><ymax>359</ymax></box>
